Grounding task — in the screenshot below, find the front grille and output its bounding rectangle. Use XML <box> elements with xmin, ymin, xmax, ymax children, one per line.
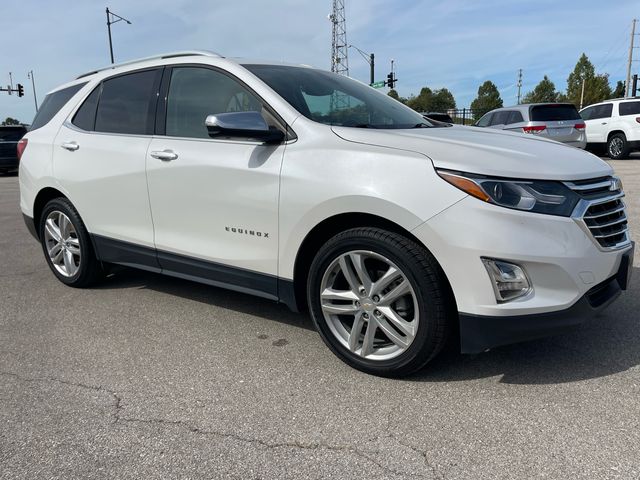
<box><xmin>565</xmin><ymin>176</ymin><xmax>630</xmax><ymax>250</ymax></box>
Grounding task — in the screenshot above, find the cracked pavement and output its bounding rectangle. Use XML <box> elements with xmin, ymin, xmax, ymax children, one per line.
<box><xmin>1</xmin><ymin>159</ymin><xmax>640</xmax><ymax>479</ymax></box>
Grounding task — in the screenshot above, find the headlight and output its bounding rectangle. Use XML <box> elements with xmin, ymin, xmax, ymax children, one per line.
<box><xmin>437</xmin><ymin>170</ymin><xmax>580</xmax><ymax>216</ymax></box>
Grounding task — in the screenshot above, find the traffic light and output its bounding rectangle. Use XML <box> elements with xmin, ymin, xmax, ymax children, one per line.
<box><xmin>386</xmin><ymin>72</ymin><xmax>396</xmax><ymax>89</ymax></box>
<box><xmin>17</xmin><ymin>83</ymin><xmax>24</xmax><ymax>97</ymax></box>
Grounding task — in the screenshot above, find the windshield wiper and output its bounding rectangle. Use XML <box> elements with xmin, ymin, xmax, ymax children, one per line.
<box><xmin>412</xmin><ymin>123</ymin><xmax>432</xmax><ymax>128</ymax></box>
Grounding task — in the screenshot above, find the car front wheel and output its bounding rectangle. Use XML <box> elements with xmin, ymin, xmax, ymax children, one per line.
<box><xmin>307</xmin><ymin>228</ymin><xmax>453</xmax><ymax>377</ymax></box>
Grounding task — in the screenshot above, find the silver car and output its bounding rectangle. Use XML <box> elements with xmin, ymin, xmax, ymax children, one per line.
<box><xmin>475</xmin><ymin>103</ymin><xmax>586</xmax><ymax>149</ymax></box>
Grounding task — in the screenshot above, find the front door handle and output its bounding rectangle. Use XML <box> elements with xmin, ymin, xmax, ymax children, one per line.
<box><xmin>150</xmin><ymin>150</ymin><xmax>178</xmax><ymax>161</ymax></box>
<box><xmin>61</xmin><ymin>142</ymin><xmax>79</xmax><ymax>151</ymax></box>
<box><xmin>601</xmin><ymin>122</ymin><xmax>608</xmax><ymax>125</ymax></box>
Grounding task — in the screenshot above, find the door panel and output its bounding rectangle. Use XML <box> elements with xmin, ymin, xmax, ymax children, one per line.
<box><xmin>146</xmin><ymin>137</ymin><xmax>283</xmax><ymax>276</ymax></box>
<box><xmin>53</xmin><ymin>125</ymin><xmax>155</xmax><ymax>247</ymax></box>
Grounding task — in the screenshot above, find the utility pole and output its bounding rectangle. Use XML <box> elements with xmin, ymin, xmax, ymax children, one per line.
<box><xmin>516</xmin><ymin>69</ymin><xmax>523</xmax><ymax>104</ymax></box>
<box><xmin>28</xmin><ymin>71</ymin><xmax>38</xmax><ymax>112</ymax></box>
<box><xmin>625</xmin><ymin>19</ymin><xmax>637</xmax><ymax>98</ymax></box>
<box><xmin>106</xmin><ymin>7</ymin><xmax>132</xmax><ymax>64</ymax></box>
<box><xmin>580</xmin><ymin>78</ymin><xmax>586</xmax><ymax>109</ymax></box>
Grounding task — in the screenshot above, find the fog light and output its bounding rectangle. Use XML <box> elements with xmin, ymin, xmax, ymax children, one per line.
<box><xmin>481</xmin><ymin>258</ymin><xmax>532</xmax><ymax>303</ymax></box>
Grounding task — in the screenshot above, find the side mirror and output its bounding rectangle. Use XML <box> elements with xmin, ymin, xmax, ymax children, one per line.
<box><xmin>205</xmin><ymin>111</ymin><xmax>285</xmax><ymax>144</ymax></box>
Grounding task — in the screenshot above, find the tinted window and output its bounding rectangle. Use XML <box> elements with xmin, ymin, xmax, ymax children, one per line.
<box><xmin>245</xmin><ymin>64</ymin><xmax>434</xmax><ymax>129</ymax></box>
<box><xmin>529</xmin><ymin>104</ymin><xmax>580</xmax><ymax>121</ymax></box>
<box><xmin>506</xmin><ymin>111</ymin><xmax>524</xmax><ymax>124</ymax></box>
<box><xmin>618</xmin><ymin>101</ymin><xmax>640</xmax><ymax>116</ymax></box>
<box><xmin>476</xmin><ymin>113</ymin><xmax>492</xmax><ymax>127</ymax></box>
<box><xmin>95</xmin><ymin>70</ymin><xmax>159</xmax><ymax>135</ymax></box>
<box><xmin>72</xmin><ymin>85</ymin><xmax>101</xmax><ymax>131</ymax></box>
<box><xmin>0</xmin><ymin>127</ymin><xmax>27</xmax><ymax>141</ymax></box>
<box><xmin>30</xmin><ymin>83</ymin><xmax>86</xmax><ymax>131</ymax></box>
<box><xmin>580</xmin><ymin>106</ymin><xmax>595</xmax><ymax>121</ymax></box>
<box><xmin>490</xmin><ymin>111</ymin><xmax>509</xmax><ymax>125</ymax></box>
<box><xmin>165</xmin><ymin>67</ymin><xmax>263</xmax><ymax>139</ymax></box>
<box><xmin>592</xmin><ymin>104</ymin><xmax>613</xmax><ymax>120</ymax></box>
<box><xmin>425</xmin><ymin>113</ymin><xmax>453</xmax><ymax>122</ymax></box>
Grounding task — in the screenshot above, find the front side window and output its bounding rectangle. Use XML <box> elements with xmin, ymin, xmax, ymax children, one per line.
<box><xmin>475</xmin><ymin>113</ymin><xmax>492</xmax><ymax>127</ymax></box>
<box><xmin>592</xmin><ymin>104</ymin><xmax>613</xmax><ymax>120</ymax></box>
<box><xmin>30</xmin><ymin>83</ymin><xmax>87</xmax><ymax>131</ymax></box>
<box><xmin>490</xmin><ymin>111</ymin><xmax>509</xmax><ymax>126</ymax></box>
<box><xmin>165</xmin><ymin>67</ymin><xmax>263</xmax><ymax>139</ymax></box>
<box><xmin>244</xmin><ymin>64</ymin><xmax>434</xmax><ymax>129</ymax></box>
<box><xmin>580</xmin><ymin>106</ymin><xmax>595</xmax><ymax>121</ymax></box>
<box><xmin>95</xmin><ymin>69</ymin><xmax>159</xmax><ymax>135</ymax></box>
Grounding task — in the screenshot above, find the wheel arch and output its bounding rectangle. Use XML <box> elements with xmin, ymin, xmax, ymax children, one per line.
<box><xmin>289</xmin><ymin>212</ymin><xmax>456</xmax><ymax>316</ymax></box>
<box><xmin>607</xmin><ymin>129</ymin><xmax>626</xmax><ymax>142</ymax></box>
<box><xmin>32</xmin><ymin>187</ymin><xmax>69</xmax><ymax>239</ymax></box>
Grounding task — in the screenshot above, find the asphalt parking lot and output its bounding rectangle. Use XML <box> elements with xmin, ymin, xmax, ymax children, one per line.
<box><xmin>1</xmin><ymin>158</ymin><xmax>640</xmax><ymax>479</ymax></box>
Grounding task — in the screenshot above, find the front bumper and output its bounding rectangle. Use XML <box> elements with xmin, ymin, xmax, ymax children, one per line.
<box><xmin>412</xmin><ymin>195</ymin><xmax>633</xmax><ymax>351</ymax></box>
<box><xmin>459</xmin><ymin>244</ymin><xmax>633</xmax><ymax>353</ymax></box>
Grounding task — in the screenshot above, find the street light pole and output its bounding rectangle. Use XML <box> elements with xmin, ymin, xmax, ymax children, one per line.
<box><xmin>106</xmin><ymin>7</ymin><xmax>132</xmax><ymax>64</ymax></box>
<box><xmin>27</xmin><ymin>71</ymin><xmax>38</xmax><ymax>112</ymax></box>
<box><xmin>348</xmin><ymin>45</ymin><xmax>375</xmax><ymax>86</ymax></box>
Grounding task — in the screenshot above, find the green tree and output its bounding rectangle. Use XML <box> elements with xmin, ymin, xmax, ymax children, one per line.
<box><xmin>612</xmin><ymin>80</ymin><xmax>625</xmax><ymax>98</ymax></box>
<box><xmin>522</xmin><ymin>76</ymin><xmax>559</xmax><ymax>103</ymax></box>
<box><xmin>406</xmin><ymin>87</ymin><xmax>433</xmax><ymax>112</ymax></box>
<box><xmin>387</xmin><ymin>89</ymin><xmax>408</xmax><ymax>104</ymax></box>
<box><xmin>470</xmin><ymin>81</ymin><xmax>503</xmax><ymax>119</ymax></box>
<box><xmin>566</xmin><ymin>53</ymin><xmax>612</xmax><ymax>107</ymax></box>
<box><xmin>2</xmin><ymin>117</ymin><xmax>20</xmax><ymax>126</ymax></box>
<box><xmin>430</xmin><ymin>88</ymin><xmax>456</xmax><ymax>112</ymax></box>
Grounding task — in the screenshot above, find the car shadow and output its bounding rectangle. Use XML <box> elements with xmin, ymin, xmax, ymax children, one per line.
<box><xmin>95</xmin><ymin>266</ymin><xmax>640</xmax><ymax>385</ymax></box>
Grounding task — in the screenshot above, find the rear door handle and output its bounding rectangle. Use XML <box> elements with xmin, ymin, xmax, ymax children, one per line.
<box><xmin>601</xmin><ymin>122</ymin><xmax>608</xmax><ymax>125</ymax></box>
<box><xmin>61</xmin><ymin>142</ymin><xmax>79</xmax><ymax>151</ymax></box>
<box><xmin>150</xmin><ymin>150</ymin><xmax>178</xmax><ymax>161</ymax></box>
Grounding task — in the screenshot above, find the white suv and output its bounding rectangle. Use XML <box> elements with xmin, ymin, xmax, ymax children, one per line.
<box><xmin>580</xmin><ymin>98</ymin><xmax>640</xmax><ymax>159</ymax></box>
<box><xmin>18</xmin><ymin>51</ymin><xmax>634</xmax><ymax>376</ymax></box>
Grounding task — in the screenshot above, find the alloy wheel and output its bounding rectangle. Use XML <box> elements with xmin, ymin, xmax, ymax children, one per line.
<box><xmin>319</xmin><ymin>250</ymin><xmax>419</xmax><ymax>360</ymax></box>
<box><xmin>610</xmin><ymin>137</ymin><xmax>624</xmax><ymax>157</ymax></box>
<box><xmin>43</xmin><ymin>211</ymin><xmax>81</xmax><ymax>277</ymax></box>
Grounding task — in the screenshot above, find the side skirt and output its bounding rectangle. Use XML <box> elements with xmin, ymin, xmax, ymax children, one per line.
<box><xmin>91</xmin><ymin>234</ymin><xmax>296</xmax><ymax>308</ymax></box>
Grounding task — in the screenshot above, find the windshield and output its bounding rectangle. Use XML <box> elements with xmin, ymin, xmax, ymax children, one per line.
<box><xmin>244</xmin><ymin>64</ymin><xmax>435</xmax><ymax>129</ymax></box>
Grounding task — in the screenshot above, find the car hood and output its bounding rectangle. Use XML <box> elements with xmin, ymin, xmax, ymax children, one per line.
<box><xmin>331</xmin><ymin>124</ymin><xmax>612</xmax><ymax>180</ymax></box>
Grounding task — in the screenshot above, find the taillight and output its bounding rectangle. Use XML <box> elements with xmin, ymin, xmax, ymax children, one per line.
<box><xmin>522</xmin><ymin>125</ymin><xmax>546</xmax><ymax>134</ymax></box>
<box><xmin>16</xmin><ymin>138</ymin><xmax>28</xmax><ymax>161</ymax></box>
<box><xmin>574</xmin><ymin>123</ymin><xmax>586</xmax><ymax>131</ymax></box>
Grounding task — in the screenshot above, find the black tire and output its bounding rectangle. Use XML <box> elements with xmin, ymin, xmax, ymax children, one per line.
<box><xmin>307</xmin><ymin>228</ymin><xmax>454</xmax><ymax>377</ymax></box>
<box><xmin>607</xmin><ymin>133</ymin><xmax>630</xmax><ymax>160</ymax></box>
<box><xmin>39</xmin><ymin>198</ymin><xmax>104</xmax><ymax>287</ymax></box>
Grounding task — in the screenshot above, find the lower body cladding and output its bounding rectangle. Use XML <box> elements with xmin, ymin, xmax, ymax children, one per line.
<box><xmin>413</xmin><ymin>196</ymin><xmax>634</xmax><ymax>353</ymax></box>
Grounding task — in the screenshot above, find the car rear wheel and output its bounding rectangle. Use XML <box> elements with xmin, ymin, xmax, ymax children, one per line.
<box><xmin>307</xmin><ymin>227</ymin><xmax>453</xmax><ymax>377</ymax></box>
<box><xmin>607</xmin><ymin>133</ymin><xmax>630</xmax><ymax>159</ymax></box>
<box><xmin>39</xmin><ymin>198</ymin><xmax>104</xmax><ymax>287</ymax></box>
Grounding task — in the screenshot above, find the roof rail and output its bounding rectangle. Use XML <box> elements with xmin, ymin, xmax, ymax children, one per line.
<box><xmin>76</xmin><ymin>50</ymin><xmax>223</xmax><ymax>79</ymax></box>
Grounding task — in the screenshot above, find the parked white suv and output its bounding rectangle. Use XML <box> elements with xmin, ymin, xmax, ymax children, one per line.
<box><xmin>18</xmin><ymin>51</ymin><xmax>633</xmax><ymax>376</ymax></box>
<box><xmin>580</xmin><ymin>98</ymin><xmax>640</xmax><ymax>159</ymax></box>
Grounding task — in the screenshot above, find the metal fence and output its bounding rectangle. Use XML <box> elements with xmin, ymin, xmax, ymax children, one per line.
<box><xmin>445</xmin><ymin>108</ymin><xmax>480</xmax><ymax>125</ymax></box>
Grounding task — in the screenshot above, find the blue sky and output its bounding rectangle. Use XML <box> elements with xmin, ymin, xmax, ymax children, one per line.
<box><xmin>1</xmin><ymin>0</ymin><xmax>637</xmax><ymax>123</ymax></box>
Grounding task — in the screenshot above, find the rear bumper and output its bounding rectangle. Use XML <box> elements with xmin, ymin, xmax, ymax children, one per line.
<box><xmin>23</xmin><ymin>214</ymin><xmax>38</xmax><ymax>240</ymax></box>
<box><xmin>459</xmin><ymin>244</ymin><xmax>633</xmax><ymax>353</ymax></box>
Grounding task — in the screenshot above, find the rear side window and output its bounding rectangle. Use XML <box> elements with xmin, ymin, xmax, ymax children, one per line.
<box><xmin>618</xmin><ymin>101</ymin><xmax>640</xmax><ymax>116</ymax></box>
<box><xmin>72</xmin><ymin>85</ymin><xmax>101</xmax><ymax>131</ymax></box>
<box><xmin>506</xmin><ymin>111</ymin><xmax>524</xmax><ymax>124</ymax></box>
<box><xmin>529</xmin><ymin>104</ymin><xmax>580</xmax><ymax>121</ymax></box>
<box><xmin>30</xmin><ymin>83</ymin><xmax>86</xmax><ymax>131</ymax></box>
<box><xmin>95</xmin><ymin>69</ymin><xmax>160</xmax><ymax>135</ymax></box>
<box><xmin>490</xmin><ymin>111</ymin><xmax>509</xmax><ymax>126</ymax></box>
